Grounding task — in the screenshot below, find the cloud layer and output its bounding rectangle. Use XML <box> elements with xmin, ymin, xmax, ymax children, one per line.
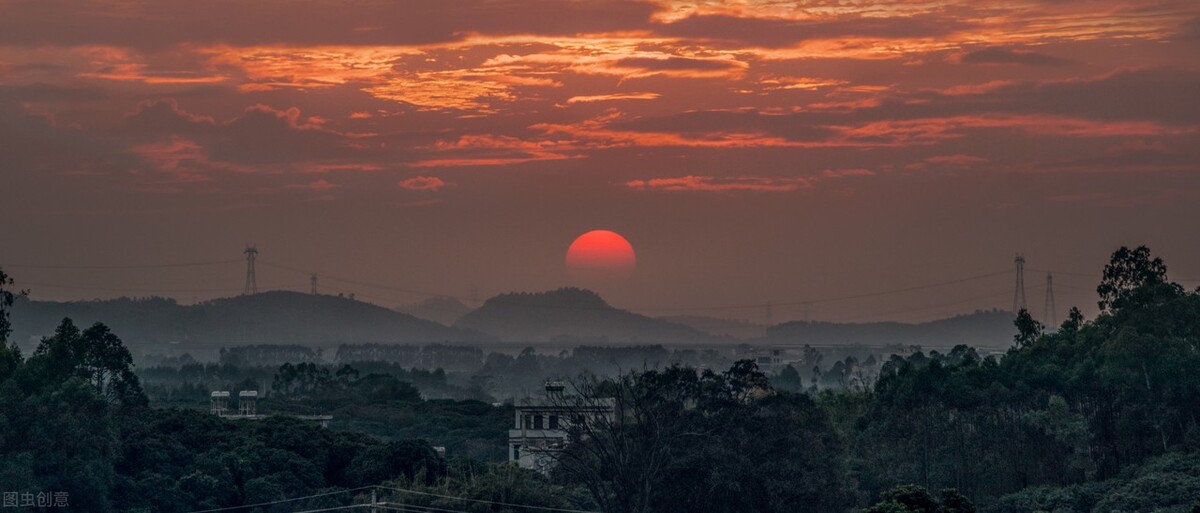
<box><xmin>2</xmin><ymin>0</ymin><xmax>1199</xmax><ymax>319</ymax></box>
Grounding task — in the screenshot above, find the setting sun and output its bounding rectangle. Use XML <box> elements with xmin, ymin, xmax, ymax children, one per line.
<box><xmin>565</xmin><ymin>229</ymin><xmax>637</xmax><ymax>284</ymax></box>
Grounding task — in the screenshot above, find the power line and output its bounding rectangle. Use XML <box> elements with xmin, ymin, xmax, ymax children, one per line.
<box><xmin>0</xmin><ymin>259</ymin><xmax>242</xmax><ymax>270</ymax></box>
<box><xmin>1029</xmin><ymin>267</ymin><xmax>1200</xmax><ymax>283</ymax></box>
<box><xmin>178</xmin><ymin>485</ymin><xmax>592</xmax><ymax>513</ymax></box>
<box><xmin>262</xmin><ymin>259</ymin><xmax>1011</xmax><ymax>313</ymax></box>
<box><xmin>182</xmin><ymin>486</ymin><xmax>374</xmax><ymax>513</ymax></box>
<box><xmin>372</xmin><ymin>485</ymin><xmax>599</xmax><ymax>513</ymax></box>
<box><xmin>259</xmin><ymin>260</ymin><xmax>459</xmax><ymax>301</ymax></box>
<box><xmin>280</xmin><ymin>505</ymin><xmax>374</xmax><ymax>513</ymax></box>
<box><xmin>377</xmin><ymin>502</ymin><xmax>472</xmax><ymax>513</ymax></box>
<box><xmin>12</xmin><ymin>280</ymin><xmax>242</xmax><ymax>294</ymax></box>
<box><xmin>840</xmin><ymin>289</ymin><xmax>1018</xmax><ymax>323</ymax></box>
<box><xmin>638</xmin><ymin>268</ymin><xmax>1012</xmax><ymax>311</ymax></box>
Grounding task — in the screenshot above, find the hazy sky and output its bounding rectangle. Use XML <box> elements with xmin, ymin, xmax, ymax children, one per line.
<box><xmin>2</xmin><ymin>0</ymin><xmax>1199</xmax><ymax>324</ymax></box>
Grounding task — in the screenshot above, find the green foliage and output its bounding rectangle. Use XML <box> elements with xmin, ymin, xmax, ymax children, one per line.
<box><xmin>27</xmin><ymin>319</ymin><xmax>147</xmax><ymax>406</ymax></box>
<box><xmin>381</xmin><ymin>460</ymin><xmax>596</xmax><ymax>513</ymax></box>
<box><xmin>0</xmin><ymin>267</ymin><xmax>25</xmax><ymax>381</ymax></box>
<box><xmin>863</xmin><ymin>485</ymin><xmax>976</xmax><ymax>513</ymax></box>
<box><xmin>6</xmin><ymin>246</ymin><xmax>1200</xmax><ymax>513</ymax></box>
<box><xmin>773</xmin><ymin>363</ymin><xmax>804</xmax><ymax>391</ymax></box>
<box><xmin>1096</xmin><ymin>245</ymin><xmax>1182</xmax><ymax>313</ymax></box>
<box><xmin>1013</xmin><ymin>309</ymin><xmax>1042</xmax><ymax>348</ymax></box>
<box><xmin>0</xmin><ymin>311</ymin><xmax>475</xmax><ymax>512</ymax></box>
<box><xmin>555</xmin><ymin>360</ymin><xmax>848</xmax><ymax>513</ymax></box>
<box><xmin>988</xmin><ymin>452</ymin><xmax>1200</xmax><ymax>513</ymax></box>
<box><xmin>0</xmin><ymin>317</ymin><xmax>137</xmax><ymax>512</ymax></box>
<box><xmin>848</xmin><ymin>246</ymin><xmax>1200</xmax><ymax>507</ymax></box>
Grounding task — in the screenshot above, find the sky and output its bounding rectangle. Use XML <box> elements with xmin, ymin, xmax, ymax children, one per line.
<box><xmin>1</xmin><ymin>0</ymin><xmax>1199</xmax><ymax>324</ymax></box>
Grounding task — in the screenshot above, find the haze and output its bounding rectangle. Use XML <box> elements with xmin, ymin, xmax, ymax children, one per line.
<box><xmin>3</xmin><ymin>0</ymin><xmax>1199</xmax><ymax>323</ymax></box>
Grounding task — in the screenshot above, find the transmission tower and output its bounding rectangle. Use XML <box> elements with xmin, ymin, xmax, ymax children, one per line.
<box><xmin>765</xmin><ymin>301</ymin><xmax>773</xmax><ymax>325</ymax></box>
<box><xmin>1044</xmin><ymin>273</ymin><xmax>1056</xmax><ymax>326</ymax></box>
<box><xmin>310</xmin><ymin>274</ymin><xmax>318</xmax><ymax>295</ymax></box>
<box><xmin>1012</xmin><ymin>253</ymin><xmax>1026</xmax><ymax>313</ymax></box>
<box><xmin>243</xmin><ymin>245</ymin><xmax>258</xmax><ymax>295</ymax></box>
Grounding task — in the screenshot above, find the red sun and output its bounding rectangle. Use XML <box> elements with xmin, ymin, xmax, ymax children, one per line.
<box><xmin>565</xmin><ymin>230</ymin><xmax>637</xmax><ymax>284</ymax></box>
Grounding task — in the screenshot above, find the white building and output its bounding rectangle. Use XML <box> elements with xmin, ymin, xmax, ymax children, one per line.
<box><xmin>508</xmin><ymin>381</ymin><xmax>614</xmax><ymax>472</ymax></box>
<box><xmin>209</xmin><ymin>390</ymin><xmax>333</xmax><ymax>428</ymax></box>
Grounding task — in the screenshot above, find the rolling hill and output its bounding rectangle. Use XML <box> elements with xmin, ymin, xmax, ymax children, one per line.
<box><xmin>454</xmin><ymin>288</ymin><xmax>719</xmax><ymax>343</ymax></box>
<box><xmin>397</xmin><ymin>295</ymin><xmax>474</xmax><ymax>326</ymax></box>
<box><xmin>765</xmin><ymin>309</ymin><xmax>1018</xmax><ymax>350</ymax></box>
<box><xmin>8</xmin><ymin>291</ymin><xmax>491</xmax><ymax>355</ymax></box>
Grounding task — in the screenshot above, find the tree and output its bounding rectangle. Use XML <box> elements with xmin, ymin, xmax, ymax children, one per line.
<box><xmin>863</xmin><ymin>485</ymin><xmax>975</xmax><ymax>513</ymax></box>
<box><xmin>1013</xmin><ymin>309</ymin><xmax>1042</xmax><ymax>348</ymax></box>
<box><xmin>1059</xmin><ymin>307</ymin><xmax>1085</xmax><ymax>336</ymax></box>
<box><xmin>27</xmin><ymin>319</ymin><xmax>146</xmax><ymax>407</ymax></box>
<box><xmin>0</xmin><ymin>267</ymin><xmax>26</xmax><ymax>380</ymax></box>
<box><xmin>548</xmin><ymin>361</ymin><xmax>845</xmax><ymax>513</ymax></box>
<box><xmin>775</xmin><ymin>364</ymin><xmax>803</xmax><ymax>391</ymax></box>
<box><xmin>1097</xmin><ymin>245</ymin><xmax>1182</xmax><ymax>313</ymax></box>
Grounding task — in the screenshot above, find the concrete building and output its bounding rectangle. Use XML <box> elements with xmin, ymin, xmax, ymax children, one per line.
<box><xmin>209</xmin><ymin>390</ymin><xmax>333</xmax><ymax>428</ymax></box>
<box><xmin>508</xmin><ymin>381</ymin><xmax>614</xmax><ymax>472</ymax></box>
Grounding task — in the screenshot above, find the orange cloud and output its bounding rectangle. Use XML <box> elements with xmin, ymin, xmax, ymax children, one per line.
<box><xmin>398</xmin><ymin>176</ymin><xmax>450</xmax><ymax>191</ymax></box>
<box><xmin>128</xmin><ymin>137</ymin><xmax>214</xmax><ymax>184</ymax></box>
<box><xmin>287</xmin><ymin>179</ymin><xmax>339</xmax><ymax>191</ymax></box>
<box><xmin>823</xmin><ymin>168</ymin><xmax>875</xmax><ymax>178</ymax></box>
<box><xmin>926</xmin><ymin>154</ymin><xmax>987</xmax><ymax>166</ymax></box>
<box><xmin>566</xmin><ymin>93</ymin><xmax>661</xmax><ymax>103</ymax></box>
<box><xmin>626</xmin><ymin>176</ymin><xmax>812</xmax><ymax>192</ymax></box>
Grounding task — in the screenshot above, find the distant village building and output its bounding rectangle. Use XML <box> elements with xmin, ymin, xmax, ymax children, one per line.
<box><xmin>509</xmin><ymin>381</ymin><xmax>615</xmax><ymax>472</ymax></box>
<box><xmin>735</xmin><ymin>346</ymin><xmax>788</xmax><ymax>373</ymax></box>
<box><xmin>209</xmin><ymin>390</ymin><xmax>333</xmax><ymax>428</ymax></box>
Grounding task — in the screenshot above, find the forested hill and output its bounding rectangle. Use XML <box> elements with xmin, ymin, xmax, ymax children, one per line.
<box><xmin>8</xmin><ymin>291</ymin><xmax>491</xmax><ymax>352</ymax></box>
<box><xmin>455</xmin><ymin>288</ymin><xmax>720</xmax><ymax>343</ymax></box>
<box><xmin>766</xmin><ymin>309</ymin><xmax>1018</xmax><ymax>349</ymax></box>
<box><xmin>397</xmin><ymin>295</ymin><xmax>474</xmax><ymax>325</ymax></box>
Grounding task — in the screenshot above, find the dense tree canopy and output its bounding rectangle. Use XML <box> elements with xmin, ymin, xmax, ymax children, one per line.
<box><xmin>3</xmin><ymin>245</ymin><xmax>1200</xmax><ymax>512</ymax></box>
<box><xmin>547</xmin><ymin>360</ymin><xmax>847</xmax><ymax>513</ymax></box>
<box><xmin>846</xmin><ymin>246</ymin><xmax>1200</xmax><ymax>511</ymax></box>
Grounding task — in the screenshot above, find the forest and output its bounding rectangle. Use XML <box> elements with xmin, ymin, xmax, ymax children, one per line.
<box><xmin>1</xmin><ymin>245</ymin><xmax>1199</xmax><ymax>512</ymax></box>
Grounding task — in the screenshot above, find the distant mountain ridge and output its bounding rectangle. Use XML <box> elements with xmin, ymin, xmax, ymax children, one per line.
<box><xmin>765</xmin><ymin>309</ymin><xmax>1018</xmax><ymax>349</ymax></box>
<box><xmin>9</xmin><ymin>291</ymin><xmax>491</xmax><ymax>354</ymax></box>
<box><xmin>659</xmin><ymin>315</ymin><xmax>767</xmax><ymax>339</ymax></box>
<box><xmin>9</xmin><ymin>289</ymin><xmax>1019</xmax><ymax>356</ymax></box>
<box><xmin>454</xmin><ymin>287</ymin><xmax>719</xmax><ymax>343</ymax></box>
<box><xmin>397</xmin><ymin>296</ymin><xmax>474</xmax><ymax>326</ymax></box>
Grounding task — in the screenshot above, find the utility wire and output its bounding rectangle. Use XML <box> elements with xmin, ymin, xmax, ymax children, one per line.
<box><xmin>259</xmin><ymin>260</ymin><xmax>459</xmax><ymax>300</ymax></box>
<box><xmin>181</xmin><ymin>486</ymin><xmax>373</xmax><ymax>513</ymax></box>
<box><xmin>278</xmin><ymin>505</ymin><xmax>376</xmax><ymax>513</ymax></box>
<box><xmin>15</xmin><ymin>256</ymin><xmax>1194</xmax><ymax>315</ymax></box>
<box><xmin>377</xmin><ymin>502</ymin><xmax>472</xmax><ymax>513</ymax></box>
<box><xmin>0</xmin><ymin>259</ymin><xmax>242</xmax><ymax>270</ymax></box>
<box><xmin>640</xmin><ymin>269</ymin><xmax>1012</xmax><ymax>312</ymax></box>
<box><xmin>279</xmin><ymin>505</ymin><xmax>369</xmax><ymax>513</ymax></box>
<box><xmin>12</xmin><ymin>280</ymin><xmax>242</xmax><ymax>294</ymax></box>
<box><xmin>179</xmin><ymin>485</ymin><xmax>590</xmax><ymax>513</ymax></box>
<box><xmin>840</xmin><ymin>289</ymin><xmax>1017</xmax><ymax>322</ymax></box>
<box><xmin>1030</xmin><ymin>268</ymin><xmax>1200</xmax><ymax>283</ymax></box>
<box><xmin>372</xmin><ymin>485</ymin><xmax>600</xmax><ymax>513</ymax></box>
<box><xmin>261</xmin><ymin>259</ymin><xmax>1011</xmax><ymax>313</ymax></box>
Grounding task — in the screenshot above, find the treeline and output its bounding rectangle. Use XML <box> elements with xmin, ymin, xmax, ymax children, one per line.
<box><xmin>334</xmin><ymin>343</ymin><xmax>484</xmax><ymax>371</ymax></box>
<box><xmin>532</xmin><ymin>246</ymin><xmax>1200</xmax><ymax>512</ymax></box>
<box><xmin>0</xmin><ymin>269</ymin><xmax>588</xmax><ymax>512</ymax></box>
<box><xmin>836</xmin><ymin>246</ymin><xmax>1200</xmax><ymax>510</ymax></box>
<box><xmin>139</xmin><ymin>360</ymin><xmax>471</xmax><ymax>402</ymax></box>
<box><xmin>4</xmin><ymin>245</ymin><xmax>1200</xmax><ymax>512</ymax></box>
